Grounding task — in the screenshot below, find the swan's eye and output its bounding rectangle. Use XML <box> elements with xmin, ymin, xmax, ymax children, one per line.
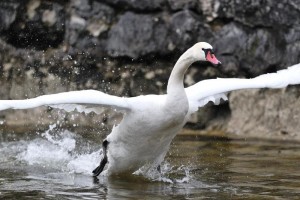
<box><xmin>202</xmin><ymin>48</ymin><xmax>213</xmax><ymax>57</ymax></box>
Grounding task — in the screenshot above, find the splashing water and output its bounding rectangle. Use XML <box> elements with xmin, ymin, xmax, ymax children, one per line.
<box><xmin>2</xmin><ymin>128</ymin><xmax>300</xmax><ymax>199</ymax></box>
<box><xmin>16</xmin><ymin>124</ymin><xmax>102</xmax><ymax>175</ymax></box>
<box><xmin>14</xmin><ymin>125</ymin><xmax>191</xmax><ymax>182</ymax></box>
<box><xmin>134</xmin><ymin>162</ymin><xmax>193</xmax><ymax>184</ymax></box>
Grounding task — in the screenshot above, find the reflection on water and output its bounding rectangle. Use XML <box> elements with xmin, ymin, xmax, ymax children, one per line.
<box><xmin>0</xmin><ymin>128</ymin><xmax>300</xmax><ymax>199</ymax></box>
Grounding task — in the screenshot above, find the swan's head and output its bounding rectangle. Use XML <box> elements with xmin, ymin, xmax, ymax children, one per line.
<box><xmin>191</xmin><ymin>42</ymin><xmax>221</xmax><ymax>66</ymax></box>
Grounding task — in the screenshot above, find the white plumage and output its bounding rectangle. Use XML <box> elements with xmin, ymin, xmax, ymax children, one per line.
<box><xmin>0</xmin><ymin>42</ymin><xmax>299</xmax><ymax>176</ymax></box>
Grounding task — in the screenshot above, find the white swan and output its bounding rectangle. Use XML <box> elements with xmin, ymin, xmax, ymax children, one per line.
<box><xmin>0</xmin><ymin>42</ymin><xmax>300</xmax><ymax>176</ymax></box>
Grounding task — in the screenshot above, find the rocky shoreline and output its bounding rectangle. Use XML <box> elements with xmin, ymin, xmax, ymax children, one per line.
<box><xmin>0</xmin><ymin>0</ymin><xmax>299</xmax><ymax>140</ymax></box>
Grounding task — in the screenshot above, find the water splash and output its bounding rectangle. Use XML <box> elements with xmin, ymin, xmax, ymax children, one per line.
<box><xmin>134</xmin><ymin>162</ymin><xmax>192</xmax><ymax>184</ymax></box>
<box><xmin>17</xmin><ymin>124</ymin><xmax>102</xmax><ymax>175</ymax></box>
<box><xmin>14</xmin><ymin>125</ymin><xmax>194</xmax><ymax>182</ymax></box>
<box><xmin>41</xmin><ymin>124</ymin><xmax>76</xmax><ymax>152</ymax></box>
<box><xmin>67</xmin><ymin>149</ymin><xmax>102</xmax><ymax>175</ymax></box>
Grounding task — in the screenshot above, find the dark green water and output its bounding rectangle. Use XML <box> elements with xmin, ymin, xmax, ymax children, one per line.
<box><xmin>0</xmin><ymin>129</ymin><xmax>299</xmax><ymax>199</ymax></box>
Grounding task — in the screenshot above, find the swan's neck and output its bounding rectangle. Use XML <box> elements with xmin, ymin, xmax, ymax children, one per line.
<box><xmin>167</xmin><ymin>49</ymin><xmax>196</xmax><ymax>97</ymax></box>
<box><xmin>165</xmin><ymin>49</ymin><xmax>196</xmax><ymax>116</ymax></box>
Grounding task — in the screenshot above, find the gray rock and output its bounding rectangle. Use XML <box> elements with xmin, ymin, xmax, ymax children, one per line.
<box><xmin>168</xmin><ymin>0</ymin><xmax>200</xmax><ymax>11</ymax></box>
<box><xmin>284</xmin><ymin>26</ymin><xmax>300</xmax><ymax>66</ymax></box>
<box><xmin>106</xmin><ymin>12</ymin><xmax>169</xmax><ymax>58</ymax></box>
<box><xmin>4</xmin><ymin>0</ymin><xmax>65</xmax><ymax>50</ymax></box>
<box><xmin>227</xmin><ymin>87</ymin><xmax>300</xmax><ymax>140</ymax></box>
<box><xmin>213</xmin><ymin>23</ymin><xmax>248</xmax><ymax>75</ymax></box>
<box><xmin>241</xmin><ymin>29</ymin><xmax>282</xmax><ymax>75</ymax></box>
<box><xmin>0</xmin><ymin>1</ymin><xmax>19</xmax><ymax>32</ymax></box>
<box><xmin>170</xmin><ymin>10</ymin><xmax>212</xmax><ymax>51</ymax></box>
<box><xmin>214</xmin><ymin>23</ymin><xmax>283</xmax><ymax>76</ymax></box>
<box><xmin>101</xmin><ymin>0</ymin><xmax>166</xmax><ymax>11</ymax></box>
<box><xmin>66</xmin><ymin>0</ymin><xmax>115</xmax><ymax>49</ymax></box>
<box><xmin>215</xmin><ymin>0</ymin><xmax>300</xmax><ymax>27</ymax></box>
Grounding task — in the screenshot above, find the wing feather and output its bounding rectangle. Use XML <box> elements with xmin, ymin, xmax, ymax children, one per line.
<box><xmin>186</xmin><ymin>63</ymin><xmax>300</xmax><ymax>112</ymax></box>
<box><xmin>1</xmin><ymin>63</ymin><xmax>300</xmax><ymax>115</ymax></box>
<box><xmin>0</xmin><ymin>90</ymin><xmax>130</xmax><ymax>113</ymax></box>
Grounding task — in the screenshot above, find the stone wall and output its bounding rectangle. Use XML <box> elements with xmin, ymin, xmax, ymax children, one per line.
<box><xmin>0</xmin><ymin>0</ymin><xmax>299</xmax><ymax>140</ymax></box>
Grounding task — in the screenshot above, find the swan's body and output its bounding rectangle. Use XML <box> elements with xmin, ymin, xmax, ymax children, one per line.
<box><xmin>0</xmin><ymin>42</ymin><xmax>300</xmax><ymax>176</ymax></box>
<box><xmin>105</xmin><ymin>95</ymin><xmax>185</xmax><ymax>174</ymax></box>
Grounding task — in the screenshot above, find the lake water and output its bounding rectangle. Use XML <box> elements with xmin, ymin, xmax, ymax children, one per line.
<box><xmin>0</xmin><ymin>127</ymin><xmax>299</xmax><ymax>199</ymax></box>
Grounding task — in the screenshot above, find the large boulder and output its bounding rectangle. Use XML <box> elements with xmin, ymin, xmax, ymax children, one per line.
<box><xmin>106</xmin><ymin>12</ymin><xmax>169</xmax><ymax>58</ymax></box>
<box><xmin>227</xmin><ymin>87</ymin><xmax>300</xmax><ymax>140</ymax></box>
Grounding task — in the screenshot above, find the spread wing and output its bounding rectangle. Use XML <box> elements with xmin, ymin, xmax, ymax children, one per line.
<box><xmin>0</xmin><ymin>90</ymin><xmax>131</xmax><ymax>114</ymax></box>
<box><xmin>186</xmin><ymin>63</ymin><xmax>300</xmax><ymax>113</ymax></box>
<box><xmin>1</xmin><ymin>63</ymin><xmax>299</xmax><ymax>115</ymax></box>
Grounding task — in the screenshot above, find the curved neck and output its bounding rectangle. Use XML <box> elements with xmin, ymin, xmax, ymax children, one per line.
<box><xmin>167</xmin><ymin>49</ymin><xmax>196</xmax><ymax>96</ymax></box>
